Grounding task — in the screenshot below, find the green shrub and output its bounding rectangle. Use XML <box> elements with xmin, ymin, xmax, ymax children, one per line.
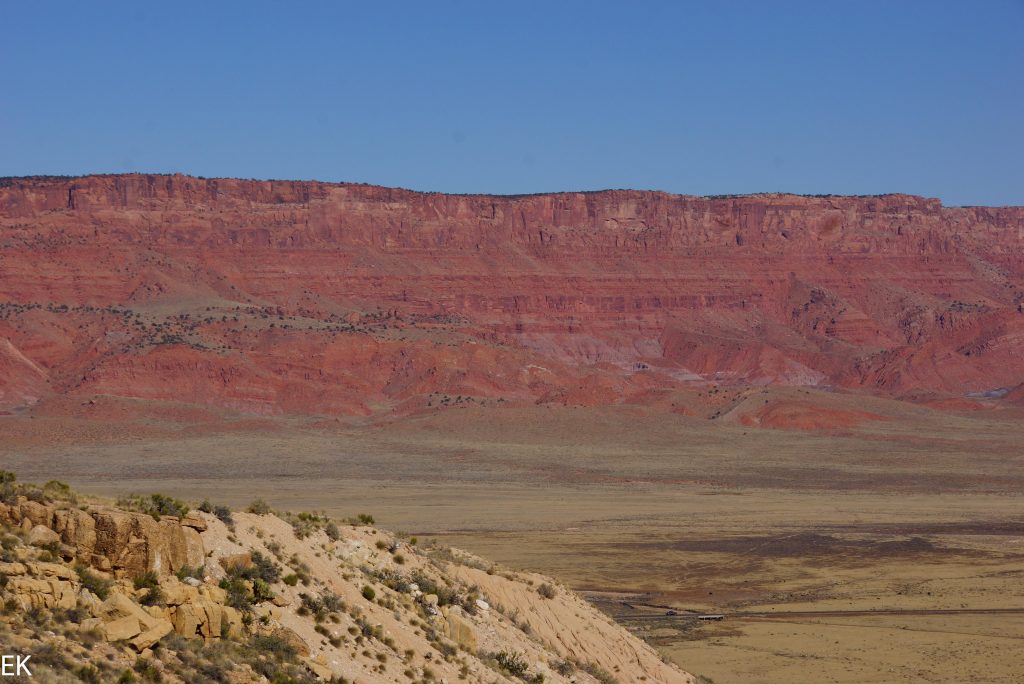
<box><xmin>75</xmin><ymin>565</ymin><xmax>113</xmax><ymax>600</ymax></box>
<box><xmin>247</xmin><ymin>498</ymin><xmax>271</xmax><ymax>515</ymax></box>
<box><xmin>495</xmin><ymin>651</ymin><xmax>529</xmax><ymax>678</ymax></box>
<box><xmin>361</xmin><ymin>585</ymin><xmax>376</xmax><ymax>601</ymax></box>
<box><xmin>119</xmin><ymin>493</ymin><xmax>189</xmax><ymax>520</ymax></box>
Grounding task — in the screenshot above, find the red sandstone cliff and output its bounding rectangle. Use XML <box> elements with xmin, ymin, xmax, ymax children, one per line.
<box><xmin>1</xmin><ymin>174</ymin><xmax>1021</xmax><ymax>415</ymax></box>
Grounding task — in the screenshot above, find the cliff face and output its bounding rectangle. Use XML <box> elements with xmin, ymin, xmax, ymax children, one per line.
<box><xmin>1</xmin><ymin>174</ymin><xmax>1022</xmax><ymax>414</ymax></box>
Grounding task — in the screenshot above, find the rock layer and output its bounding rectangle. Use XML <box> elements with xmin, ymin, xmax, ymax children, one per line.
<box><xmin>1</xmin><ymin>174</ymin><xmax>1022</xmax><ymax>414</ymax></box>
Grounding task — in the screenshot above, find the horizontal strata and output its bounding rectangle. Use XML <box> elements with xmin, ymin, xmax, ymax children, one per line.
<box><xmin>0</xmin><ymin>174</ymin><xmax>1022</xmax><ymax>414</ymax></box>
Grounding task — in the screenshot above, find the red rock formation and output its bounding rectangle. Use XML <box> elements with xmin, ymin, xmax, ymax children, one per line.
<box><xmin>1</xmin><ymin>174</ymin><xmax>1021</xmax><ymax>415</ymax></box>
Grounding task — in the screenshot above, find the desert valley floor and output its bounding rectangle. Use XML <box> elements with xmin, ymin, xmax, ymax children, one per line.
<box><xmin>3</xmin><ymin>389</ymin><xmax>1022</xmax><ymax>683</ymax></box>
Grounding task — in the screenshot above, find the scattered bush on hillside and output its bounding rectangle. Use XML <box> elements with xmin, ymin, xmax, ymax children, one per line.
<box><xmin>118</xmin><ymin>493</ymin><xmax>189</xmax><ymax>520</ymax></box>
<box><xmin>246</xmin><ymin>498</ymin><xmax>271</xmax><ymax>515</ymax></box>
<box><xmin>580</xmin><ymin>662</ymin><xmax>620</xmax><ymax>684</ymax></box>
<box><xmin>492</xmin><ymin>651</ymin><xmax>529</xmax><ymax>678</ymax></box>
<box><xmin>133</xmin><ymin>570</ymin><xmax>164</xmax><ymax>606</ymax></box>
<box><xmin>410</xmin><ymin>571</ymin><xmax>460</xmax><ymax>607</ymax></box>
<box><xmin>537</xmin><ymin>582</ymin><xmax>556</xmax><ymax>599</ymax></box>
<box><xmin>175</xmin><ymin>564</ymin><xmax>205</xmax><ymax>581</ymax></box>
<box><xmin>75</xmin><ymin>564</ymin><xmax>113</xmax><ymax>600</ymax></box>
<box><xmin>198</xmin><ymin>500</ymin><xmax>234</xmax><ymax>527</ymax></box>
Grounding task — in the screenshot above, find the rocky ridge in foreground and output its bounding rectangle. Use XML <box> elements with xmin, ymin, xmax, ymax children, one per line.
<box><xmin>0</xmin><ymin>473</ymin><xmax>693</xmax><ymax>683</ymax></box>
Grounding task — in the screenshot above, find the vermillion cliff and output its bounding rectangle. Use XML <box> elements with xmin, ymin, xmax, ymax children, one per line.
<box><xmin>1</xmin><ymin>173</ymin><xmax>1022</xmax><ymax>416</ymax></box>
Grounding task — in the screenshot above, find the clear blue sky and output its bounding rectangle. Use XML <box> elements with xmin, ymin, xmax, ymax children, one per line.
<box><xmin>2</xmin><ymin>1</ymin><xmax>1022</xmax><ymax>206</ymax></box>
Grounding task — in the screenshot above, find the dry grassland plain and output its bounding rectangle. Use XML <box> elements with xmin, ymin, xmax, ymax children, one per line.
<box><xmin>3</xmin><ymin>389</ymin><xmax>1022</xmax><ymax>683</ymax></box>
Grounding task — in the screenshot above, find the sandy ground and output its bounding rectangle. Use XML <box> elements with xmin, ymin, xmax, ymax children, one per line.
<box><xmin>3</xmin><ymin>395</ymin><xmax>1023</xmax><ymax>683</ymax></box>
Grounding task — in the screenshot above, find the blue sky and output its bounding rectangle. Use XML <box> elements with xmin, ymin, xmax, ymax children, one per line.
<box><xmin>2</xmin><ymin>1</ymin><xmax>1022</xmax><ymax>205</ymax></box>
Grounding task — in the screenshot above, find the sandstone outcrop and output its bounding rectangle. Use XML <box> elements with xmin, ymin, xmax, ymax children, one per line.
<box><xmin>1</xmin><ymin>174</ymin><xmax>1021</xmax><ymax>416</ymax></box>
<box><xmin>0</xmin><ymin>496</ymin><xmax>204</xmax><ymax>577</ymax></box>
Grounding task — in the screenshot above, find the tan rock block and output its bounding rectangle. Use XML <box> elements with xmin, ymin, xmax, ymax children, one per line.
<box><xmin>200</xmin><ymin>584</ymin><xmax>227</xmax><ymax>604</ymax></box>
<box><xmin>104</xmin><ymin>615</ymin><xmax>142</xmax><ymax>641</ymax></box>
<box><xmin>27</xmin><ymin>561</ymin><xmax>73</xmax><ymax>579</ymax></box>
<box><xmin>218</xmin><ymin>552</ymin><xmax>252</xmax><ymax>574</ymax></box>
<box><xmin>131</xmin><ymin>620</ymin><xmax>173</xmax><ymax>651</ymax></box>
<box><xmin>80</xmin><ymin>617</ymin><xmax>104</xmax><ymax>632</ymax></box>
<box><xmin>272</xmin><ymin>627</ymin><xmax>310</xmax><ymax>657</ymax></box>
<box><xmin>28</xmin><ymin>524</ymin><xmax>61</xmax><ymax>547</ymax></box>
<box><xmin>306</xmin><ymin>658</ymin><xmax>333</xmax><ymax>679</ymax></box>
<box><xmin>172</xmin><ymin>603</ymin><xmax>202</xmax><ymax>638</ymax></box>
<box><xmin>221</xmin><ymin>606</ymin><xmax>242</xmax><ymax>637</ymax></box>
<box><xmin>181</xmin><ymin>512</ymin><xmax>207</xmax><ymax>531</ymax></box>
<box><xmin>183</xmin><ymin>527</ymin><xmax>205</xmax><ymax>569</ymax></box>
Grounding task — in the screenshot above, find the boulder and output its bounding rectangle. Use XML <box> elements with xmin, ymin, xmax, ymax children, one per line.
<box><xmin>183</xmin><ymin>527</ymin><xmax>205</xmax><ymax>569</ymax></box>
<box><xmin>104</xmin><ymin>615</ymin><xmax>142</xmax><ymax>642</ymax></box>
<box><xmin>219</xmin><ymin>552</ymin><xmax>252</xmax><ymax>574</ymax></box>
<box><xmin>80</xmin><ymin>617</ymin><xmax>104</xmax><ymax>633</ymax></box>
<box><xmin>131</xmin><ymin>620</ymin><xmax>174</xmax><ymax>651</ymax></box>
<box><xmin>18</xmin><ymin>500</ymin><xmax>53</xmax><ymax>528</ymax></box>
<box><xmin>27</xmin><ymin>561</ymin><xmax>73</xmax><ymax>579</ymax></box>
<box><xmin>272</xmin><ymin>627</ymin><xmax>310</xmax><ymax>657</ymax></box>
<box><xmin>306</xmin><ymin>658</ymin><xmax>333</xmax><ymax>679</ymax></box>
<box><xmin>28</xmin><ymin>524</ymin><xmax>61</xmax><ymax>547</ymax></box>
<box><xmin>0</xmin><ymin>562</ymin><xmax>27</xmax><ymax>576</ymax></box>
<box><xmin>221</xmin><ymin>606</ymin><xmax>243</xmax><ymax>637</ymax></box>
<box><xmin>181</xmin><ymin>512</ymin><xmax>207</xmax><ymax>531</ymax></box>
<box><xmin>443</xmin><ymin>608</ymin><xmax>478</xmax><ymax>651</ymax></box>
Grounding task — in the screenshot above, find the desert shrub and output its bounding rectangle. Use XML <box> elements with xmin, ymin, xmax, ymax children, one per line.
<box><xmin>537</xmin><ymin>582</ymin><xmax>556</xmax><ymax>599</ymax></box>
<box><xmin>553</xmin><ymin>660</ymin><xmax>576</xmax><ymax>676</ymax></box>
<box><xmin>219</xmin><ymin>576</ymin><xmax>252</xmax><ymax>612</ymax></box>
<box><xmin>175</xmin><ymin>564</ymin><xmax>204</xmax><ymax>581</ymax></box>
<box><xmin>133</xmin><ymin>570</ymin><xmax>159</xmax><ymax>591</ymax></box>
<box><xmin>252</xmin><ymin>578</ymin><xmax>274</xmax><ymax>603</ymax></box>
<box><xmin>494</xmin><ymin>651</ymin><xmax>529</xmax><ymax>678</ymax></box>
<box><xmin>249</xmin><ymin>633</ymin><xmax>297</xmax><ymax>660</ymax></box>
<box><xmin>580</xmin><ymin>662</ymin><xmax>619</xmax><ymax>684</ymax></box>
<box><xmin>248</xmin><ymin>550</ymin><xmax>281</xmax><ymax>583</ymax></box>
<box><xmin>77</xmin><ymin>665</ymin><xmax>103</xmax><ymax>683</ymax></box>
<box><xmin>410</xmin><ymin>571</ymin><xmax>459</xmax><ymax>606</ymax></box>
<box><xmin>134</xmin><ymin>570</ymin><xmax>164</xmax><ymax>606</ymax></box>
<box><xmin>120</xmin><ymin>493</ymin><xmax>189</xmax><ymax>520</ymax></box>
<box><xmin>199</xmin><ymin>500</ymin><xmax>235</xmax><ymax>526</ymax></box>
<box><xmin>282</xmin><ymin>573</ymin><xmax>299</xmax><ymax>586</ymax></box>
<box><xmin>247</xmin><ymin>498</ymin><xmax>271</xmax><ymax>515</ymax></box>
<box><xmin>354</xmin><ymin>513</ymin><xmax>375</xmax><ymax>526</ymax></box>
<box><xmin>42</xmin><ymin>479</ymin><xmax>76</xmax><ymax>502</ymax></box>
<box><xmin>0</xmin><ymin>471</ymin><xmax>18</xmax><ymax>504</ymax></box>
<box><xmin>289</xmin><ymin>511</ymin><xmax>326</xmax><ymax>539</ymax></box>
<box><xmin>361</xmin><ymin>585</ymin><xmax>376</xmax><ymax>601</ymax></box>
<box><xmin>75</xmin><ymin>564</ymin><xmax>113</xmax><ymax>600</ymax></box>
